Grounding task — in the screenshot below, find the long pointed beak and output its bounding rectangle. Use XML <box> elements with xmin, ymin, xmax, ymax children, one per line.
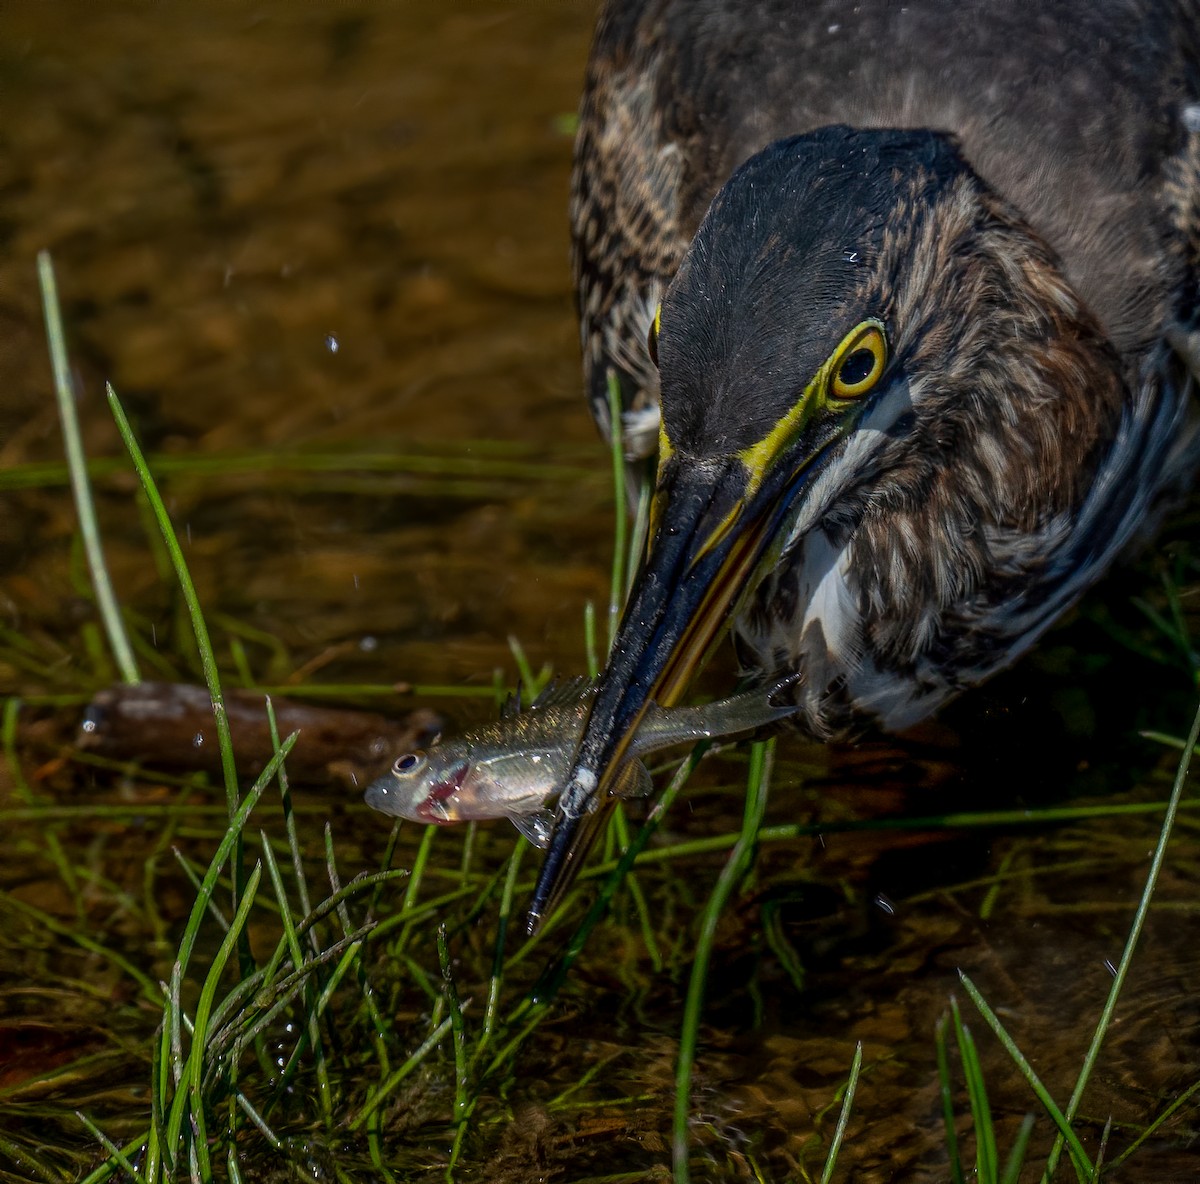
<box><xmin>526</xmin><ymin>453</ymin><xmax>805</xmax><ymax>930</ymax></box>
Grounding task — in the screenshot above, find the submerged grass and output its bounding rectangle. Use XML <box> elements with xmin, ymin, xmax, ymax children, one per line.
<box><xmin>38</xmin><ymin>252</ymin><xmax>139</xmax><ymax>689</ymax></box>
<box><xmin>2</xmin><ymin>256</ymin><xmax>1198</xmax><ymax>1182</ymax></box>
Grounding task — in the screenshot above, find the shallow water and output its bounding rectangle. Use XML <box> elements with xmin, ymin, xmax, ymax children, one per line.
<box><xmin>1</xmin><ymin>4</ymin><xmax>1199</xmax><ymax>1181</ymax></box>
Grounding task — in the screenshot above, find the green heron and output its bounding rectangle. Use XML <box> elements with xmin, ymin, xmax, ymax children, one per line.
<box><xmin>528</xmin><ymin>0</ymin><xmax>1200</xmax><ymax>926</ymax></box>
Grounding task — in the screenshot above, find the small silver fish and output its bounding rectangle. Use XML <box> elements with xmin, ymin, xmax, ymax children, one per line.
<box><xmin>363</xmin><ymin>677</ymin><xmax>796</xmax><ymax>847</ymax></box>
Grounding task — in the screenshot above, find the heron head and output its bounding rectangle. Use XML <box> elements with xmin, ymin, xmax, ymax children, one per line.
<box><xmin>529</xmin><ymin>125</ymin><xmax>1125</xmax><ymax>927</ymax></box>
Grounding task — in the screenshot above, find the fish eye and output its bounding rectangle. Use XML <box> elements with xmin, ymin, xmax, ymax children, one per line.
<box><xmin>392</xmin><ymin>752</ymin><xmax>426</xmax><ymax>776</ymax></box>
<box><xmin>829</xmin><ymin>322</ymin><xmax>887</xmax><ymax>400</ymax></box>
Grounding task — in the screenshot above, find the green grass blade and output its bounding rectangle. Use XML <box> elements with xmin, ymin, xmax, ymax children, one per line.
<box><xmin>959</xmin><ymin>976</ymin><xmax>1093</xmax><ymax>1182</ymax></box>
<box><xmin>608</xmin><ymin>804</ymin><xmax>663</xmax><ymax>972</ymax></box>
<box><xmin>366</xmin><ymin>1113</ymin><xmax>399</xmax><ymax>1184</ymax></box>
<box><xmin>818</xmin><ymin>1041</ymin><xmax>863</xmax><ymax>1184</ymax></box>
<box><xmin>76</xmin><ymin>1129</ymin><xmax>154</xmax><ymax>1184</ymax></box>
<box><xmin>106</xmin><ymin>381</ymin><xmax>249</xmax><ymax>956</ymax></box>
<box><xmin>394</xmin><ymin>824</ymin><xmax>438</xmax><ymax>954</ymax></box>
<box><xmin>264</xmin><ymin>696</ymin><xmax>318</xmax><ymax>954</ymax></box>
<box><xmin>0</xmin><ymin>440</ymin><xmax>602</xmax><ymax>489</ymax></box>
<box><xmin>761</xmin><ymin>900</ymin><xmax>806</xmax><ymax>995</ymax></box>
<box><xmin>146</xmin><ymin>1027</ymin><xmax>165</xmax><ymax>1181</ymax></box>
<box><xmin>1000</xmin><ymin>1114</ymin><xmax>1035</xmax><ymax>1184</ymax></box>
<box><xmin>2</xmin><ymin>698</ymin><xmax>33</xmax><ymax>807</ymax></box>
<box><xmin>1107</xmin><ymin>1075</ymin><xmax>1200</xmax><ymax>1170</ymax></box>
<box><xmin>950</xmin><ymin>998</ymin><xmax>998</xmax><ymax>1184</ymax></box>
<box><xmin>1043</xmin><ymin>694</ymin><xmax>1200</xmax><ymax>1181</ymax></box>
<box><xmin>108</xmin><ymin>379</ymin><xmax>246</xmax><ymax>858</ymax></box>
<box><xmin>188</xmin><ymin>860</ymin><xmax>264</xmax><ymax>1178</ymax></box>
<box><xmin>403</xmin><ymin>825</ymin><xmax>441</xmax><ymax>916</ymax></box>
<box><xmin>173</xmin><ymin>849</ymin><xmax>230</xmax><ymax>932</ymax></box>
<box><xmin>235</xmin><ymin>1094</ymin><xmax>283</xmax><ymax>1150</ymax></box>
<box><xmin>231</xmin><ymin>928</ymin><xmax>375</xmax><ymax>1094</ymax></box>
<box><xmin>438</xmin><ymin>923</ymin><xmax>470</xmax><ymax>1139</ymax></box>
<box><xmin>0</xmin><ymin>892</ymin><xmax>161</xmax><ymax>1005</ymax></box>
<box><xmin>0</xmin><ymin>1134</ymin><xmax>67</xmax><ymax>1184</ymax></box>
<box><xmin>323</xmin><ymin>821</ymin><xmax>392</xmax><ymax>1103</ymax></box>
<box><xmin>472</xmin><ymin>841</ymin><xmax>526</xmax><ymax>1071</ymax></box>
<box><xmin>584</xmin><ymin>599</ymin><xmax>599</xmax><ymax>679</ymax></box>
<box><xmin>171</xmin><ymin>734</ymin><xmax>297</xmax><ymax>991</ymax></box>
<box><xmin>167</xmin><ymin>961</ymin><xmax>184</xmax><ymax>1089</ymax></box>
<box><xmin>76</xmin><ymin>1111</ymin><xmax>146</xmax><ymax>1184</ymax></box>
<box><xmin>37</xmin><ymin>252</ymin><xmax>139</xmax><ymax>686</ymax></box>
<box><xmin>558</xmin><ymin>796</ymin><xmax>1200</xmax><ymax>881</ymax></box>
<box><xmin>507</xmin><ymin>633</ymin><xmax>535</xmax><ymax>699</ymax></box>
<box><xmin>673</xmin><ymin>739</ymin><xmax>773</xmax><ymax>1184</ymax></box>
<box><xmin>350</xmin><ymin>1017</ymin><xmax>454</xmax><ymax>1130</ymax></box>
<box><xmin>1093</xmin><ymin>1116</ymin><xmax>1112</xmax><ymax>1177</ymax></box>
<box><xmin>259</xmin><ymin>833</ymin><xmax>332</xmax><ymax>1123</ymax></box>
<box><xmin>935</xmin><ymin>1013</ymin><xmax>967</xmax><ymax>1184</ymax></box>
<box><xmin>163</xmin><ymin>861</ymin><xmax>264</xmax><ymax>1175</ymax></box>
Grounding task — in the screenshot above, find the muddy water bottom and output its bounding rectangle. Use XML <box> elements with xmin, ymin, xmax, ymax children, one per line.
<box><xmin>1</xmin><ymin>3</ymin><xmax>1199</xmax><ymax>1181</ymax></box>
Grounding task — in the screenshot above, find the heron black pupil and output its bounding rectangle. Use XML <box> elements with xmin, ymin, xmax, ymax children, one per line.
<box><xmin>839</xmin><ymin>348</ymin><xmax>875</xmax><ymax>387</ymax></box>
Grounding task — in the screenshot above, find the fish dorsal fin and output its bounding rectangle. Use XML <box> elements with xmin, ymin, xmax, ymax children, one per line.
<box><xmin>530</xmin><ymin>675</ymin><xmax>592</xmax><ymax>712</ymax></box>
<box><xmin>500</xmin><ymin>687</ymin><xmax>522</xmax><ymax>720</ymax></box>
<box><xmin>509</xmin><ymin>809</ymin><xmax>555</xmax><ymax>849</ymax></box>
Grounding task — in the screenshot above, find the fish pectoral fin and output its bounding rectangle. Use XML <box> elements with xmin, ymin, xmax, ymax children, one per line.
<box><xmin>510</xmin><ymin>809</ymin><xmax>555</xmax><ymax>849</ymax></box>
<box><xmin>612</xmin><ymin>759</ymin><xmax>653</xmax><ymax>800</ymax></box>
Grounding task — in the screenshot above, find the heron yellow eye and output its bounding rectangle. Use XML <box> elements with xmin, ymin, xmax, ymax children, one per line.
<box><xmin>829</xmin><ymin>322</ymin><xmax>887</xmax><ymax>400</ymax></box>
<box><xmin>647</xmin><ymin>303</ymin><xmax>662</xmax><ymax>367</ymax></box>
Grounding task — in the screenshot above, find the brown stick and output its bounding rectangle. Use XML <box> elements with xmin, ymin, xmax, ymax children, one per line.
<box><xmin>77</xmin><ymin>682</ymin><xmax>444</xmax><ymax>789</ymax></box>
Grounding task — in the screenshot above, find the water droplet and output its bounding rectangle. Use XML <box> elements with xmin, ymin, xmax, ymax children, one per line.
<box><xmin>873</xmin><ymin>893</ymin><xmax>896</xmax><ymax>915</ymax></box>
<box><xmin>325</xmin><ymin>333</ymin><xmax>339</xmax><ymax>354</ymax></box>
<box><xmin>81</xmin><ymin>718</ymin><xmax>97</xmax><ymax>734</ymax></box>
<box><xmin>352</xmin><ymin>573</ymin><xmax>360</xmax><ymax>590</ymax></box>
<box><xmin>359</xmin><ymin>635</ymin><xmax>378</xmax><ymax>652</ymax></box>
<box><xmin>192</xmin><ymin>732</ymin><xmax>205</xmax><ymax>748</ymax></box>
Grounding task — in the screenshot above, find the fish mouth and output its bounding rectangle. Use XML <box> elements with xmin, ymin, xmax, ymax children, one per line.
<box><xmin>415</xmin><ymin>761</ymin><xmax>470</xmax><ymax>825</ymax></box>
<box><xmin>526</xmin><ymin>449</ymin><xmax>821</xmax><ymax>928</ymax></box>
